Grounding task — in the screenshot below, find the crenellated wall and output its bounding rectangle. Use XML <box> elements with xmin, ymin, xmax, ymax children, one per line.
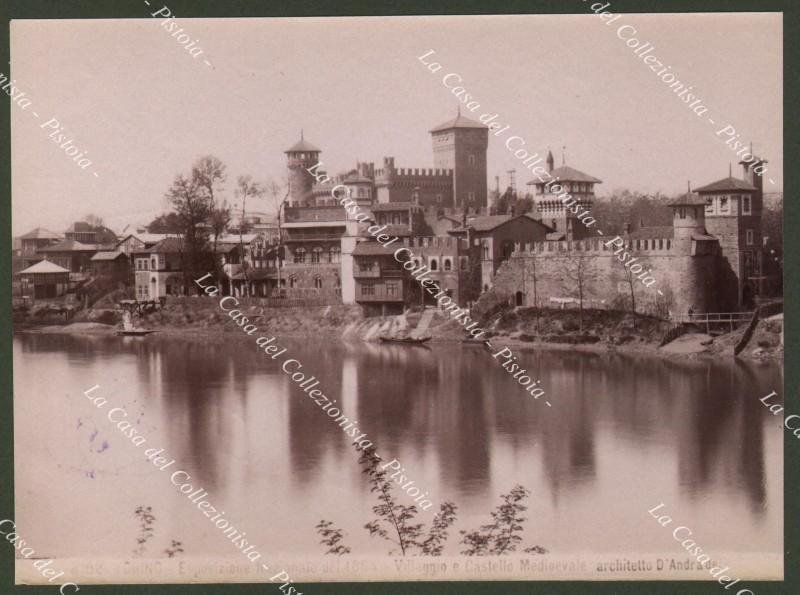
<box><xmin>490</xmin><ymin>240</ymin><xmax>718</xmax><ymax>317</ymax></box>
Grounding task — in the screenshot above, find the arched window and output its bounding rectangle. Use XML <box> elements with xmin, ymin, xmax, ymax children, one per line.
<box><xmin>294</xmin><ymin>247</ymin><xmax>306</xmax><ymax>264</ymax></box>
<box><xmin>483</xmin><ymin>284</ymin><xmax>489</xmax><ymax>293</ymax></box>
<box><xmin>430</xmin><ymin>258</ymin><xmax>438</xmax><ymax>271</ymax></box>
<box><xmin>314</xmin><ymin>275</ymin><xmax>323</xmax><ymax>289</ymax></box>
<box><xmin>311</xmin><ymin>247</ymin><xmax>322</xmax><ymax>263</ymax></box>
<box><xmin>460</xmin><ymin>257</ymin><xmax>468</xmax><ymax>270</ymax></box>
<box><xmin>443</xmin><ymin>259</ymin><xmax>452</xmax><ymax>271</ymax></box>
<box><xmin>329</xmin><ymin>246</ymin><xmax>340</xmax><ymax>263</ymax></box>
<box><xmin>289</xmin><ymin>275</ymin><xmax>297</xmax><ymax>288</ymax></box>
<box><xmin>468</xmin><ymin>154</ymin><xmax>476</xmax><ymax>166</ymax></box>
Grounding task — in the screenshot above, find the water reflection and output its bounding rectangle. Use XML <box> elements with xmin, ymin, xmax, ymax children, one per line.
<box><xmin>14</xmin><ymin>333</ymin><xmax>782</xmax><ymax>555</ymax></box>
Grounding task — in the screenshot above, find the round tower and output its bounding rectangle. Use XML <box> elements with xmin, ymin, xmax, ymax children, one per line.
<box><xmin>668</xmin><ymin>191</ymin><xmax>707</xmax><ymax>255</ymax></box>
<box><xmin>284</xmin><ymin>132</ymin><xmax>321</xmax><ymax>206</ymax></box>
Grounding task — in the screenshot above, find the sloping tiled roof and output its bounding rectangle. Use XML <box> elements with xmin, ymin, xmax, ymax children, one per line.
<box><xmin>667</xmin><ymin>193</ymin><xmax>708</xmax><ymax>206</ymax></box>
<box><xmin>527</xmin><ymin>165</ymin><xmax>602</xmax><ymax>185</ymax></box>
<box><xmin>627</xmin><ymin>226</ymin><xmax>674</xmax><ymax>240</ymax></box>
<box><xmin>148</xmin><ymin>237</ymin><xmax>185</xmax><ymax>253</ymax></box>
<box><xmin>285</xmin><ymin>137</ymin><xmax>321</xmax><ymax>153</ymax></box>
<box><xmin>90</xmin><ymin>251</ymin><xmax>126</xmax><ymax>261</ymax></box>
<box><xmin>18</xmin><ymin>260</ymin><xmax>70</xmax><ymax>274</ymax></box>
<box><xmin>430</xmin><ymin>113</ymin><xmax>487</xmax><ymax>133</ymax></box>
<box><xmin>38</xmin><ymin>239</ymin><xmax>97</xmax><ymax>252</ymax></box>
<box><xmin>20</xmin><ymin>227</ymin><xmax>62</xmax><ymax>240</ymax></box>
<box><xmin>693</xmin><ymin>177</ymin><xmax>756</xmax><ymax>193</ymax></box>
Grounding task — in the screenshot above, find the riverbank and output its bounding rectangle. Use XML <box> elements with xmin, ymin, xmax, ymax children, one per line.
<box><xmin>14</xmin><ymin>301</ymin><xmax>782</xmax><ymax>361</ymax></box>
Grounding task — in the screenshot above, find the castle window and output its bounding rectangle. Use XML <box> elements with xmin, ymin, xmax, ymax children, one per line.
<box><xmin>444</xmin><ymin>259</ymin><xmax>452</xmax><ymax>271</ymax></box>
<box><xmin>666</xmin><ymin>240</ymin><xmax>671</xmax><ymax>250</ymax></box>
<box><xmin>467</xmin><ymin>192</ymin><xmax>475</xmax><ymax>202</ymax></box>
<box><xmin>719</xmin><ymin>196</ymin><xmax>729</xmax><ymax>213</ymax></box>
<box><xmin>746</xmin><ymin>229</ymin><xmax>754</xmax><ymax>245</ymax></box>
<box><xmin>314</xmin><ymin>275</ymin><xmax>323</xmax><ymax>289</ymax></box>
<box><xmin>311</xmin><ymin>247</ymin><xmax>322</xmax><ymax>263</ymax></box>
<box><xmin>294</xmin><ymin>247</ymin><xmax>306</xmax><ymax>264</ymax></box>
<box><xmin>468</xmin><ymin>154</ymin><xmax>476</xmax><ymax>166</ymax></box>
<box><xmin>742</xmin><ymin>195</ymin><xmax>752</xmax><ymax>215</ymax></box>
<box><xmin>289</xmin><ymin>275</ymin><xmax>297</xmax><ymax>288</ymax></box>
<box><xmin>678</xmin><ymin>207</ymin><xmax>686</xmax><ymax>219</ymax></box>
<box><xmin>436</xmin><ymin>194</ymin><xmax>443</xmax><ymax>203</ymax></box>
<box><xmin>329</xmin><ymin>246</ymin><xmax>340</xmax><ymax>263</ymax></box>
<box><xmin>482</xmin><ymin>241</ymin><xmax>489</xmax><ymax>259</ymax></box>
<box><xmin>705</xmin><ymin>197</ymin><xmax>714</xmax><ymax>214</ymax></box>
<box><xmin>430</xmin><ymin>258</ymin><xmax>438</xmax><ymax>271</ymax></box>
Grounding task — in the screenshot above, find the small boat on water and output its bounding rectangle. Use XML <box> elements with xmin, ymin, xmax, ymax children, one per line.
<box><xmin>379</xmin><ymin>335</ymin><xmax>432</xmax><ymax>345</ymax></box>
<box><xmin>116</xmin><ymin>329</ymin><xmax>157</xmax><ymax>336</ymax></box>
<box><xmin>116</xmin><ymin>311</ymin><xmax>155</xmax><ymax>336</ymax></box>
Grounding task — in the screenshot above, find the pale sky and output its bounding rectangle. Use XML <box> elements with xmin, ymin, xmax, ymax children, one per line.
<box><xmin>10</xmin><ymin>12</ymin><xmax>782</xmax><ymax>236</ymax></box>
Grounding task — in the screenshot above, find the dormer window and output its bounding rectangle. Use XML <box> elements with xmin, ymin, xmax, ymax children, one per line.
<box><xmin>705</xmin><ymin>197</ymin><xmax>714</xmax><ymax>213</ymax></box>
<box><xmin>679</xmin><ymin>207</ymin><xmax>686</xmax><ymax>219</ymax></box>
<box><xmin>719</xmin><ymin>196</ymin><xmax>729</xmax><ymax>213</ymax></box>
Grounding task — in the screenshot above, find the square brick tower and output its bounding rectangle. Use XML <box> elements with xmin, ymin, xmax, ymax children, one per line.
<box><xmin>695</xmin><ymin>158</ymin><xmax>765</xmax><ymax>310</ymax></box>
<box><xmin>430</xmin><ymin>111</ymin><xmax>488</xmax><ymax>209</ymax></box>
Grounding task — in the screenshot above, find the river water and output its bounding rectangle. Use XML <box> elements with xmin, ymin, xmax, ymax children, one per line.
<box><xmin>13</xmin><ymin>333</ymin><xmax>783</xmax><ymax>562</ymax></box>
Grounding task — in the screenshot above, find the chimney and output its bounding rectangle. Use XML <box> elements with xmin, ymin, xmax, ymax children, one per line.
<box><xmin>624</xmin><ymin>222</ymin><xmax>631</xmax><ymax>235</ymax></box>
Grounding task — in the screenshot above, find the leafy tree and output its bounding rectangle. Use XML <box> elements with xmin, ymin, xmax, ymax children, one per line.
<box><xmin>315</xmin><ymin>521</ymin><xmax>351</xmax><ymax>555</ymax></box>
<box><xmin>146</xmin><ymin>212</ymin><xmax>183</xmax><ymax>234</ymax></box>
<box><xmin>460</xmin><ymin>485</ymin><xmax>546</xmax><ymax>556</ymax></box>
<box><xmin>164</xmin><ymin>173</ymin><xmax>213</xmax><ymax>292</ymax></box>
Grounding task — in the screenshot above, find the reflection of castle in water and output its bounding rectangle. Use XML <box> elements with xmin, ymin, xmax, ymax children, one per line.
<box><xmin>16</xmin><ymin>335</ymin><xmax>780</xmax><ymax>517</ymax></box>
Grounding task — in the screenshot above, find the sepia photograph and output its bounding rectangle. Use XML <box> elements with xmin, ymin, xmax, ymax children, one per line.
<box><xmin>2</xmin><ymin>2</ymin><xmax>791</xmax><ymax>593</ymax></box>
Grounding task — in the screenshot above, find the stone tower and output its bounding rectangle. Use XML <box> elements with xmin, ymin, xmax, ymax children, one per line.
<box><xmin>668</xmin><ymin>191</ymin><xmax>708</xmax><ymax>255</ymax></box>
<box><xmin>430</xmin><ymin>111</ymin><xmax>488</xmax><ymax>209</ymax></box>
<box><xmin>695</xmin><ymin>158</ymin><xmax>764</xmax><ymax>309</ymax></box>
<box><xmin>527</xmin><ymin>159</ymin><xmax>601</xmax><ymax>241</ymax></box>
<box><xmin>284</xmin><ymin>132</ymin><xmax>321</xmax><ymax>206</ymax></box>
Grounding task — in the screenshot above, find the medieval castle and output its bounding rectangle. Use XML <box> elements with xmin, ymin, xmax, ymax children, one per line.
<box><xmin>275</xmin><ymin>111</ymin><xmax>773</xmax><ymax>317</ymax></box>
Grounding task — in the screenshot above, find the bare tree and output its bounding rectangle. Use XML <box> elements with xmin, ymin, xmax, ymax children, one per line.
<box><xmin>622</xmin><ymin>263</ymin><xmax>637</xmax><ymax>325</ymax></box>
<box><xmin>265</xmin><ymin>179</ymin><xmax>289</xmax><ymax>296</ymax></box>
<box><xmin>559</xmin><ymin>249</ymin><xmax>601</xmax><ymax>332</ymax></box>
<box><xmin>235</xmin><ymin>175</ymin><xmax>266</xmax><ymax>292</ymax></box>
<box><xmin>192</xmin><ymin>155</ymin><xmax>228</xmax><ymax>276</ymax></box>
<box><xmin>83</xmin><ymin>214</ymin><xmax>105</xmax><ymax>227</ymax></box>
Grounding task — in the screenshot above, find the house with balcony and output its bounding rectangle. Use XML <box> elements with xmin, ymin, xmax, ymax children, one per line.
<box><xmin>352</xmin><ymin>241</ymin><xmax>408</xmax><ymax>315</ymax></box>
<box><xmin>18</xmin><ymin>227</ymin><xmax>62</xmax><ymax>269</ymax></box>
